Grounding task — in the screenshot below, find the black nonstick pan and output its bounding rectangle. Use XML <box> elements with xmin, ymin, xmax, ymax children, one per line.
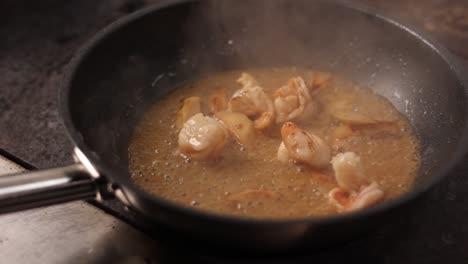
<box><xmin>1</xmin><ymin>0</ymin><xmax>467</xmax><ymax>252</ymax></box>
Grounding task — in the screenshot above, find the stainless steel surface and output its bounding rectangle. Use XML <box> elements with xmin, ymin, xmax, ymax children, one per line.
<box><xmin>0</xmin><ymin>163</ymin><xmax>98</xmax><ymax>214</ymax></box>
<box><xmin>0</xmin><ymin>154</ymin><xmax>162</xmax><ymax>264</ymax></box>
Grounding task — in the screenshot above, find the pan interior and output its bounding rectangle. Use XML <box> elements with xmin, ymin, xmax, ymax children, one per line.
<box><xmin>67</xmin><ymin>0</ymin><xmax>466</xmax><ymax>206</ymax></box>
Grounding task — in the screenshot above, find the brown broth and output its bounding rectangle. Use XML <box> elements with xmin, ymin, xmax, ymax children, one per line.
<box><xmin>128</xmin><ymin>67</ymin><xmax>420</xmax><ymax>219</ymax></box>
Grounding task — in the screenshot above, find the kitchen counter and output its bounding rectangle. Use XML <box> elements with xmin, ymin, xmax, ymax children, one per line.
<box><xmin>1</xmin><ymin>0</ymin><xmax>468</xmax><ymax>263</ymax></box>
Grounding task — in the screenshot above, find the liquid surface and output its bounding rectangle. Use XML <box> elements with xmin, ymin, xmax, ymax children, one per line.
<box><xmin>129</xmin><ymin>68</ymin><xmax>420</xmax><ymax>219</ymax></box>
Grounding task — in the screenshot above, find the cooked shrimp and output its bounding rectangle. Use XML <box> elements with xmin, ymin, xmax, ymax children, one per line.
<box><xmin>329</xmin><ymin>98</ymin><xmax>396</xmax><ymax>126</ymax></box>
<box><xmin>330</xmin><ymin>152</ymin><xmax>367</xmax><ymax>191</ymax></box>
<box><xmin>176</xmin><ymin>96</ymin><xmax>201</xmax><ymax>128</ymax></box>
<box><xmin>254</xmin><ymin>112</ymin><xmax>275</xmax><ymax>129</ymax></box>
<box><xmin>278</xmin><ymin>122</ymin><xmax>331</xmax><ymax>168</ymax></box>
<box><xmin>328</xmin><ymin>152</ymin><xmax>384</xmax><ymax>212</ymax></box>
<box><xmin>329</xmin><ymin>182</ymin><xmax>384</xmax><ymax>212</ymax></box>
<box><xmin>228</xmin><ymin>73</ymin><xmax>275</xmax><ymax>129</ymax></box>
<box><xmin>209</xmin><ymin>88</ymin><xmax>228</xmax><ymax>113</ymax></box>
<box><xmin>347</xmin><ymin>182</ymin><xmax>384</xmax><ymax>211</ymax></box>
<box><xmin>277</xmin><ymin>142</ymin><xmax>290</xmax><ymax>163</ymax></box>
<box><xmin>273</xmin><ymin>76</ymin><xmax>313</xmax><ymax>123</ymax></box>
<box><xmin>178</xmin><ymin>113</ymin><xmax>228</xmax><ymax>160</ymax></box>
<box><xmin>332</xmin><ymin>111</ymin><xmax>378</xmax><ymax>125</ymax></box>
<box><xmin>237</xmin><ymin>72</ymin><xmax>259</xmax><ymax>87</ymax></box>
<box><xmin>214</xmin><ymin>111</ymin><xmax>255</xmax><ymax>148</ymax></box>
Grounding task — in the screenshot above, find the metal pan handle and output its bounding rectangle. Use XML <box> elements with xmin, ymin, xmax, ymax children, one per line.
<box><xmin>0</xmin><ymin>163</ymin><xmax>99</xmax><ymax>214</ymax></box>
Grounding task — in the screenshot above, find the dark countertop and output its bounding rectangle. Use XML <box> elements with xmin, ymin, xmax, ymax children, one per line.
<box><xmin>1</xmin><ymin>0</ymin><xmax>468</xmax><ymax>263</ymax></box>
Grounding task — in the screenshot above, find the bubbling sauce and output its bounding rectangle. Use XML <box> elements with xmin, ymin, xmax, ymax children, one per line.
<box><xmin>128</xmin><ymin>67</ymin><xmax>420</xmax><ymax>219</ymax></box>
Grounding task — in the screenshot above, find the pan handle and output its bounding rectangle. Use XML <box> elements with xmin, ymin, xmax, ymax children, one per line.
<box><xmin>0</xmin><ymin>163</ymin><xmax>101</xmax><ymax>214</ymax></box>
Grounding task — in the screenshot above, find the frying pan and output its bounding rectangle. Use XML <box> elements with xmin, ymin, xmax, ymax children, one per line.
<box><xmin>1</xmin><ymin>0</ymin><xmax>467</xmax><ymax>252</ymax></box>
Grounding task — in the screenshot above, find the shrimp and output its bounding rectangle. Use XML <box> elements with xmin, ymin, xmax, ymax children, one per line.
<box><xmin>328</xmin><ymin>152</ymin><xmax>384</xmax><ymax>212</ymax></box>
<box><xmin>209</xmin><ymin>87</ymin><xmax>228</xmax><ymax>113</ymax></box>
<box><xmin>277</xmin><ymin>142</ymin><xmax>290</xmax><ymax>163</ymax></box>
<box><xmin>330</xmin><ymin>152</ymin><xmax>367</xmax><ymax>191</ymax></box>
<box><xmin>228</xmin><ymin>73</ymin><xmax>275</xmax><ymax>129</ymax></box>
<box><xmin>237</xmin><ymin>72</ymin><xmax>258</xmax><ymax>87</ymax></box>
<box><xmin>273</xmin><ymin>76</ymin><xmax>313</xmax><ymax>123</ymax></box>
<box><xmin>328</xmin><ymin>182</ymin><xmax>384</xmax><ymax>212</ymax></box>
<box><xmin>214</xmin><ymin>111</ymin><xmax>255</xmax><ymax>148</ymax></box>
<box><xmin>277</xmin><ymin>122</ymin><xmax>331</xmax><ymax>168</ymax></box>
<box><xmin>329</xmin><ymin>98</ymin><xmax>396</xmax><ymax>126</ymax></box>
<box><xmin>176</xmin><ymin>96</ymin><xmax>201</xmax><ymax>129</ymax></box>
<box><xmin>178</xmin><ymin>113</ymin><xmax>228</xmax><ymax>160</ymax></box>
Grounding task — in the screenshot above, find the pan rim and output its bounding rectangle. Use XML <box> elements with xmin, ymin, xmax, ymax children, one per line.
<box><xmin>60</xmin><ymin>0</ymin><xmax>468</xmax><ymax>227</ymax></box>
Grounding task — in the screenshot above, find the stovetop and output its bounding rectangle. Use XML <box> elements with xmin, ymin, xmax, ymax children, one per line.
<box><xmin>2</xmin><ymin>0</ymin><xmax>468</xmax><ymax>263</ymax></box>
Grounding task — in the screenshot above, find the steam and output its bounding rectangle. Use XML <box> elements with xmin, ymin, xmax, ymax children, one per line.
<box><xmin>174</xmin><ymin>0</ymin><xmax>417</xmax><ymax>88</ymax></box>
<box><xmin>177</xmin><ymin>0</ymin><xmax>332</xmax><ymax>77</ymax></box>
